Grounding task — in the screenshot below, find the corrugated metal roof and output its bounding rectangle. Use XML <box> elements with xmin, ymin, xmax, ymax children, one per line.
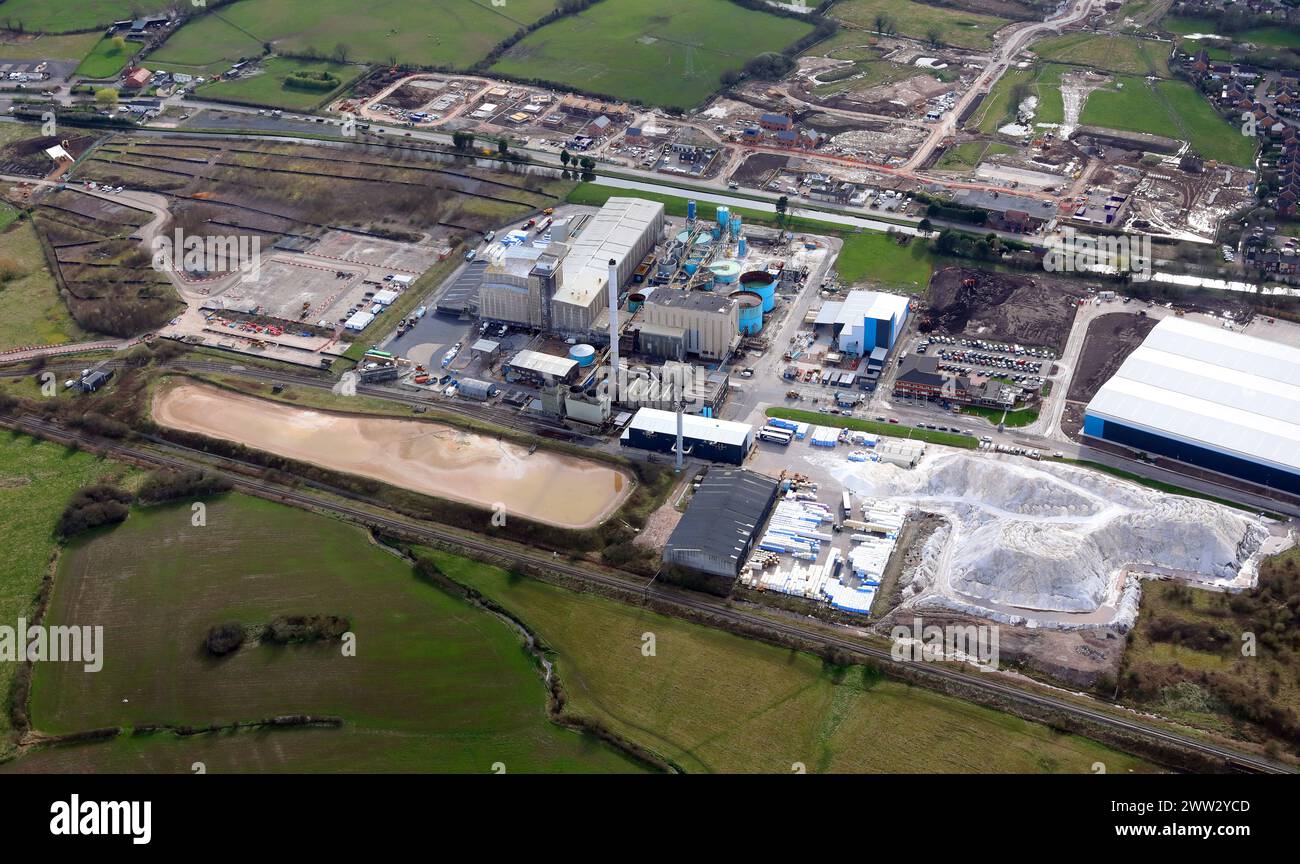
<box><xmin>815</xmin><ymin>291</ymin><xmax>908</xmax><ymax>327</ymax></box>
<box><xmin>1086</xmin><ymin>317</ymin><xmax>1300</xmax><ymax>473</ymax></box>
<box><xmin>509</xmin><ymin>349</ymin><xmax>577</xmax><ymax>378</ymax></box>
<box><xmin>558</xmin><ymin>197</ymin><xmax>663</xmax><ymax>304</ymax></box>
<box><xmin>625</xmin><ymin>407</ymin><xmax>752</xmax><ymax>446</ymax></box>
<box><xmin>665</xmin><ymin>468</ymin><xmax>779</xmax><ymax>576</ymax></box>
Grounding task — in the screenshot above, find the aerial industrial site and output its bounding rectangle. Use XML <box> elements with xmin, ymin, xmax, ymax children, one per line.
<box><xmin>0</xmin><ymin>0</ymin><xmax>1298</xmax><ymax>818</ymax></box>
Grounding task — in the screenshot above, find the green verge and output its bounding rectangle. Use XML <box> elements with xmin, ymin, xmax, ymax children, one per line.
<box><xmin>960</xmin><ymin>404</ymin><xmax>1039</xmax><ymax>427</ymax></box>
<box><xmin>766</xmin><ymin>407</ymin><xmax>978</xmax><ymax>448</ymax></box>
<box><xmin>1056</xmin><ymin>459</ymin><xmax>1278</xmax><ymax>517</ymax></box>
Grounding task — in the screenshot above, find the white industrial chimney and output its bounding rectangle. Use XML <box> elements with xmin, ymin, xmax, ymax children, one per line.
<box><xmin>607</xmin><ymin>258</ymin><xmax>620</xmax><ymax>401</ymax></box>
<box><xmin>675</xmin><ymin>400</ymin><xmax>684</xmax><ymax>473</ymax></box>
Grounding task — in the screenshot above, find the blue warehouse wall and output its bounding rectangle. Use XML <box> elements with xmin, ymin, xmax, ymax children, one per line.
<box><xmin>1085</xmin><ymin>415</ymin><xmax>1300</xmax><ymax>496</ymax></box>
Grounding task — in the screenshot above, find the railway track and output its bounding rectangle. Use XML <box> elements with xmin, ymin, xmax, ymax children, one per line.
<box><xmin>1</xmin><ymin>357</ymin><xmax>594</xmax><ymax>445</ymax></box>
<box><xmin>4</xmin><ymin>412</ymin><xmax>1292</xmax><ymax>775</ymax></box>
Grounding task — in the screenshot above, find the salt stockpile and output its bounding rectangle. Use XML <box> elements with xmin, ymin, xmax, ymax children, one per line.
<box><xmin>825</xmin><ymin>450</ymin><xmax>1275</xmax><ymax>627</ymax></box>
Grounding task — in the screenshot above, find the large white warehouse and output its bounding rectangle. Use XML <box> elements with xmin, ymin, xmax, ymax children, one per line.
<box><xmin>1083</xmin><ymin>316</ymin><xmax>1300</xmax><ymax>495</ymax></box>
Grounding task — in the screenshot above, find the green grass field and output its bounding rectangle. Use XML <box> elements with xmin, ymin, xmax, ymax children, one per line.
<box><xmin>1179</xmin><ymin>36</ymin><xmax>1236</xmax><ymax>61</ymax></box>
<box><xmin>767</xmin><ymin>407</ymin><xmax>978</xmax><ymax>448</ymax></box>
<box><xmin>72</xmin><ymin>36</ymin><xmax>133</xmax><ymax>80</ymax></box>
<box><xmin>934</xmin><ymin>140</ymin><xmax>1015</xmax><ymax>171</ymax></box>
<box><xmin>567</xmin><ymin>183</ymin><xmax>931</xmax><ymax>289</ymax></box>
<box><xmin>433</xmin><ymin>551</ymin><xmax>1156</xmax><ymax>773</ymax></box>
<box><xmin>813</xmin><ymin>58</ymin><xmax>947</xmax><ymax>98</ymax></box>
<box><xmin>830</xmin><ymin>0</ymin><xmax>1010</xmax><ymax>51</ymax></box>
<box><xmin>0</xmin><ymin>220</ymin><xmax>86</xmax><ymax>351</ymax></box>
<box><xmin>970</xmin><ymin>66</ymin><xmax>1032</xmax><ymax>134</ymax></box>
<box><xmin>1033</xmin><ymin>32</ymin><xmax>1170</xmax><ymax>76</ymax></box>
<box><xmin>0</xmin><ymin>435</ymin><xmax>134</xmax><ymax>759</ymax></box>
<box><xmin>970</xmin><ymin>63</ymin><xmax>1074</xmax><ymax>134</ymax></box>
<box><xmin>1079</xmin><ymin>75</ymin><xmax>1256</xmax><ymax>166</ymax></box>
<box><xmin>491</xmin><ymin>0</ymin><xmax>813</xmax><ymax>109</ymax></box>
<box><xmin>0</xmin><ymin>33</ymin><xmax>101</xmax><ymax>61</ymax></box>
<box><xmin>14</xmin><ymin>494</ymin><xmax>642</xmax><ymax>773</ymax></box>
<box><xmin>194</xmin><ymin>56</ymin><xmax>364</xmax><ymax>111</ymax></box>
<box><xmin>149</xmin><ymin>0</ymin><xmax>561</xmax><ymax>73</ymax></box>
<box><xmin>1163</xmin><ymin>15</ymin><xmax>1300</xmax><ymax>49</ymax></box>
<box><xmin>835</xmin><ymin>230</ymin><xmax>933</xmax><ymax>290</ymax></box>
<box><xmin>0</xmin><ymin>1</ymin><xmax>170</xmax><ymax>33</ymax></box>
<box><xmin>961</xmin><ymin>403</ymin><xmax>1038</xmax><ymax>427</ymax></box>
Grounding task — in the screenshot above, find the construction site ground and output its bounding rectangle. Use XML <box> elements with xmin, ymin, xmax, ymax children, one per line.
<box><xmin>1066</xmin><ymin>311</ymin><xmax>1157</xmax><ymax>403</ymax></box>
<box><xmin>923</xmin><ymin>266</ymin><xmax>1088</xmax><ymax>353</ymax></box>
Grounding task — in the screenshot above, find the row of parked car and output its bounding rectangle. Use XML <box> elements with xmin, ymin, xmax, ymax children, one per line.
<box><xmin>923</xmin><ymin>334</ymin><xmax>1054</xmax><ymax>359</ymax></box>
<box><xmin>936</xmin><ymin>350</ymin><xmax>1044</xmax><ymax>374</ymax></box>
<box><xmin>935</xmin><ymin>362</ymin><xmax>1044</xmax><ymax>390</ymax></box>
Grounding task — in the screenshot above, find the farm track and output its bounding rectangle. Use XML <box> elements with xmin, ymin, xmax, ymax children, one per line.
<box><xmin>0</xmin><ymin>380</ymin><xmax>1291</xmax><ymax>775</ymax></box>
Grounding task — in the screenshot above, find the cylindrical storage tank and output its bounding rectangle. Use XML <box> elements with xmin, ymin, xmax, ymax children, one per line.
<box><xmin>738</xmin><ymin>234</ymin><xmax>749</xmax><ymax>259</ymax></box>
<box><xmin>710</xmin><ymin>225</ymin><xmax>721</xmax><ymax>241</ymax></box>
<box><xmin>740</xmin><ymin>269</ymin><xmax>777</xmax><ymax>313</ymax></box>
<box><xmin>730</xmin><ymin>214</ymin><xmax>742</xmax><ymax>237</ymax></box>
<box><xmin>569</xmin><ymin>344</ymin><xmax>596</xmax><ymax>367</ymax></box>
<box><xmin>687</xmin><ymin>200</ymin><xmax>697</xmax><ymax>222</ymax></box>
<box><xmin>683</xmin><ymin>260</ymin><xmax>699</xmax><ymax>276</ymax></box>
<box><xmin>627</xmin><ymin>292</ymin><xmax>646</xmax><ymax>313</ymax></box>
<box><xmin>709</xmin><ymin>259</ymin><xmax>742</xmax><ymax>289</ymax></box>
<box><xmin>716</xmin><ymin>205</ymin><xmax>730</xmax><ymax>230</ymax></box>
<box><xmin>731</xmin><ymin>290</ymin><xmax>764</xmax><ymax>335</ymax></box>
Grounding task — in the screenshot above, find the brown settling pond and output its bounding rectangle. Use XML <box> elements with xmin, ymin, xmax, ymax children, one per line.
<box><xmin>152</xmin><ymin>382</ymin><xmax>631</xmax><ymax>529</ymax></box>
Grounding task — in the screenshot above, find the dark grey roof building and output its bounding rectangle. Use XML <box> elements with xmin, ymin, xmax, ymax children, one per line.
<box><xmin>664</xmin><ymin>469</ymin><xmax>779</xmax><ymax>580</ymax></box>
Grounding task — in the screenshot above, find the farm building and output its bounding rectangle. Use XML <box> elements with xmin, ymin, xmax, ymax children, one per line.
<box><xmin>814</xmin><ymin>290</ymin><xmax>911</xmax><ymax>356</ymax></box>
<box><xmin>1084</xmin><ymin>317</ymin><xmax>1300</xmax><ymax>494</ymax></box>
<box><xmin>620</xmin><ymin>407</ymin><xmax>753</xmax><ymax>465</ymax></box>
<box><xmin>664</xmin><ymin>468</ymin><xmax>780</xmax><ymax>580</ymax></box>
